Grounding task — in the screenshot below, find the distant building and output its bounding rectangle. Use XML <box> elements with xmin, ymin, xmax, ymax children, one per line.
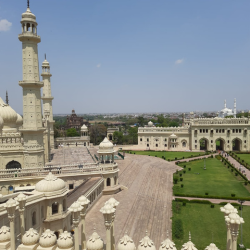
<box><xmin>218</xmin><ymin>99</ymin><xmax>236</xmax><ymax>118</ymax></box>
<box><xmin>107</xmin><ymin>127</ymin><xmax>119</xmax><ymax>140</ymax></box>
<box><xmin>64</xmin><ymin>110</ymin><xmax>89</xmax><ymax>132</ymax></box>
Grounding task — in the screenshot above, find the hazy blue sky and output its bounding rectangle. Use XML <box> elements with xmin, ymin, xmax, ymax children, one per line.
<box><xmin>0</xmin><ymin>0</ymin><xmax>250</xmax><ymax>114</ymax></box>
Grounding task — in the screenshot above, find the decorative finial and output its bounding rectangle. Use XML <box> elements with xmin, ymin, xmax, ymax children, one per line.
<box><xmin>93</xmin><ymin>223</ymin><xmax>96</xmax><ymax>232</ymax></box>
<box><xmin>6</xmin><ymin>91</ymin><xmax>9</xmax><ymax>105</ymax></box>
<box><xmin>167</xmin><ymin>230</ymin><xmax>169</xmax><ymax>238</ymax></box>
<box><xmin>45</xmin><ymin>53</ymin><xmax>46</xmax><ymax>60</ymax></box>
<box><xmin>146</xmin><ymin>230</ymin><xmax>148</xmax><ymax>236</ymax></box>
<box><xmin>189</xmin><ymin>232</ymin><xmax>191</xmax><ymax>241</ymax></box>
<box><xmin>27</xmin><ymin>0</ymin><xmax>30</xmax><ymax>8</ymax></box>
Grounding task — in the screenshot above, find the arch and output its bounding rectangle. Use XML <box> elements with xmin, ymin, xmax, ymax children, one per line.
<box><xmin>32</xmin><ymin>211</ymin><xmax>36</xmax><ymax>226</ymax></box>
<box><xmin>107</xmin><ymin>178</ymin><xmax>111</xmax><ymax>187</ymax></box>
<box><xmin>52</xmin><ymin>202</ymin><xmax>58</xmax><ymax>215</ymax></box>
<box><xmin>6</xmin><ymin>161</ymin><xmax>21</xmax><ymax>170</ymax></box>
<box><xmin>215</xmin><ymin>138</ymin><xmax>225</xmax><ymax>151</ymax></box>
<box><xmin>108</xmin><ymin>134</ymin><xmax>113</xmax><ymax>141</ymax></box>
<box><xmin>55</xmin><ymin>232</ymin><xmax>59</xmax><ymax>239</ymax></box>
<box><xmin>199</xmin><ymin>138</ymin><xmax>208</xmax><ymax>151</ymax></box>
<box><xmin>20</xmin><ymin>184</ymin><xmax>24</xmax><ymax>187</ymax></box>
<box><xmin>114</xmin><ymin>176</ymin><xmax>117</xmax><ymax>185</ymax></box>
<box><xmin>232</xmin><ymin>138</ymin><xmax>241</xmax><ymax>151</ymax></box>
<box><xmin>26</xmin><ymin>184</ymin><xmax>31</xmax><ymax>186</ymax></box>
<box><xmin>181</xmin><ymin>140</ymin><xmax>187</xmax><ymax>148</ymax></box>
<box><xmin>8</xmin><ymin>186</ymin><xmax>13</xmax><ymax>192</ymax></box>
<box><xmin>63</xmin><ymin>199</ymin><xmax>66</xmax><ymax>211</ymax></box>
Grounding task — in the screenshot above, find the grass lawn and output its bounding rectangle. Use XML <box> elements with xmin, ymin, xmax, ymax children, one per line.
<box><xmin>126</xmin><ymin>151</ymin><xmax>206</xmax><ymax>161</ymax></box>
<box><xmin>235</xmin><ymin>154</ymin><xmax>250</xmax><ymax>166</ymax></box>
<box><xmin>172</xmin><ymin>202</ymin><xmax>250</xmax><ymax>250</ymax></box>
<box><xmin>174</xmin><ymin>158</ymin><xmax>250</xmax><ymax>198</ymax></box>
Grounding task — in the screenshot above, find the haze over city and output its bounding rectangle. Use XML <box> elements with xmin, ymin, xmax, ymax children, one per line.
<box><xmin>0</xmin><ymin>0</ymin><xmax>250</xmax><ymax>114</ymax></box>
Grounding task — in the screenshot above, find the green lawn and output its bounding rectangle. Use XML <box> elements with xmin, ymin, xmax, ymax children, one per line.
<box><xmin>127</xmin><ymin>151</ymin><xmax>206</xmax><ymax>161</ymax></box>
<box><xmin>236</xmin><ymin>154</ymin><xmax>250</xmax><ymax>166</ymax></box>
<box><xmin>172</xmin><ymin>202</ymin><xmax>250</xmax><ymax>250</ymax></box>
<box><xmin>174</xmin><ymin>158</ymin><xmax>250</xmax><ymax>198</ymax></box>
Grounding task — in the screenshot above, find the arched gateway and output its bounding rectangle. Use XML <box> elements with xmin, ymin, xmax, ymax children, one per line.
<box><xmin>232</xmin><ymin>138</ymin><xmax>241</xmax><ymax>151</ymax></box>
<box><xmin>6</xmin><ymin>161</ymin><xmax>21</xmax><ymax>169</ymax></box>
<box><xmin>199</xmin><ymin>138</ymin><xmax>208</xmax><ymax>150</ymax></box>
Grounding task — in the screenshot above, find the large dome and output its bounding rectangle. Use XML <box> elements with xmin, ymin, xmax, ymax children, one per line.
<box><xmin>98</xmin><ymin>137</ymin><xmax>114</xmax><ymax>154</ymax></box>
<box><xmin>16</xmin><ymin>114</ymin><xmax>23</xmax><ymax>127</ymax></box>
<box><xmin>35</xmin><ymin>172</ymin><xmax>66</xmax><ymax>193</ymax></box>
<box><xmin>0</xmin><ymin>97</ymin><xmax>18</xmax><ymax>126</ymax></box>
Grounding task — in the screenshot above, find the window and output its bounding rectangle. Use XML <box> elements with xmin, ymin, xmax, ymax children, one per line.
<box><xmin>195</xmin><ymin>145</ymin><xmax>197</xmax><ymax>149</ymax></box>
<box><xmin>239</xmin><ymin>129</ymin><xmax>242</xmax><ymax>133</ymax></box>
<box><xmin>165</xmin><ymin>144</ymin><xmax>167</xmax><ymax>147</ymax></box>
<box><xmin>222</xmin><ymin>129</ymin><xmax>225</xmax><ymax>133</ymax></box>
<box><xmin>32</xmin><ymin>211</ymin><xmax>36</xmax><ymax>226</ymax></box>
<box><xmin>200</xmin><ymin>129</ymin><xmax>202</xmax><ymax>133</ymax></box>
<box><xmin>233</xmin><ymin>129</ymin><xmax>235</xmax><ymax>133</ymax></box>
<box><xmin>147</xmin><ymin>144</ymin><xmax>149</xmax><ymax>147</ymax></box>
<box><xmin>228</xmin><ymin>130</ymin><xmax>230</xmax><ymax>133</ymax></box>
<box><xmin>52</xmin><ymin>202</ymin><xmax>58</xmax><ymax>215</ymax></box>
<box><xmin>236</xmin><ymin>129</ymin><xmax>238</xmax><ymax>133</ymax></box>
<box><xmin>211</xmin><ymin>140</ymin><xmax>213</xmax><ymax>143</ymax></box>
<box><xmin>195</xmin><ymin>140</ymin><xmax>197</xmax><ymax>143</ymax></box>
<box><xmin>182</xmin><ymin>142</ymin><xmax>186</xmax><ymax>147</ymax></box>
<box><xmin>206</xmin><ymin>129</ymin><xmax>208</xmax><ymax>133</ymax></box>
<box><xmin>228</xmin><ymin>140</ymin><xmax>229</xmax><ymax>143</ymax></box>
<box><xmin>244</xmin><ymin>140</ymin><xmax>246</xmax><ymax>143</ymax></box>
<box><xmin>211</xmin><ymin>130</ymin><xmax>213</xmax><ymax>133</ymax></box>
<box><xmin>216</xmin><ymin>129</ymin><xmax>218</xmax><ymax>133</ymax></box>
<box><xmin>140</xmin><ymin>138</ymin><xmax>142</xmax><ymax>141</ymax></box>
<box><xmin>107</xmin><ymin>178</ymin><xmax>111</xmax><ymax>186</ymax></box>
<box><xmin>147</xmin><ymin>138</ymin><xmax>149</xmax><ymax>142</ymax></box>
<box><xmin>156</xmin><ymin>144</ymin><xmax>158</xmax><ymax>147</ymax></box>
<box><xmin>69</xmin><ymin>184</ymin><xmax>74</xmax><ymax>190</ymax></box>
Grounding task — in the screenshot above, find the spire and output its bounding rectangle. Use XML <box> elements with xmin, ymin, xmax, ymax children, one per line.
<box><xmin>5</xmin><ymin>91</ymin><xmax>9</xmax><ymax>105</ymax></box>
<box><xmin>224</xmin><ymin>100</ymin><xmax>226</xmax><ymax>108</ymax></box>
<box><xmin>45</xmin><ymin>53</ymin><xmax>46</xmax><ymax>60</ymax></box>
<box><xmin>189</xmin><ymin>231</ymin><xmax>191</xmax><ymax>241</ymax></box>
<box><xmin>27</xmin><ymin>0</ymin><xmax>30</xmax><ymax>8</ymax></box>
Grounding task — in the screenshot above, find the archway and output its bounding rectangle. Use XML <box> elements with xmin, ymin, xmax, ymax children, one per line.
<box><xmin>108</xmin><ymin>134</ymin><xmax>112</xmax><ymax>141</ymax></box>
<box><xmin>199</xmin><ymin>138</ymin><xmax>208</xmax><ymax>150</ymax></box>
<box><xmin>232</xmin><ymin>138</ymin><xmax>241</xmax><ymax>151</ymax></box>
<box><xmin>6</xmin><ymin>161</ymin><xmax>21</xmax><ymax>170</ymax></box>
<box><xmin>107</xmin><ymin>178</ymin><xmax>111</xmax><ymax>187</ymax></box>
<box><xmin>55</xmin><ymin>232</ymin><xmax>59</xmax><ymax>239</ymax></box>
<box><xmin>216</xmin><ymin>138</ymin><xmax>224</xmax><ymax>151</ymax></box>
<box><xmin>52</xmin><ymin>202</ymin><xmax>58</xmax><ymax>214</ymax></box>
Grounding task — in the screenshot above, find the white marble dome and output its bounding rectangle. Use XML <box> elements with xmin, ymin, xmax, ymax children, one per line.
<box><xmin>137</xmin><ymin>232</ymin><xmax>156</xmax><ymax>250</ymax></box>
<box><xmin>57</xmin><ymin>231</ymin><xmax>74</xmax><ymax>249</ymax></box>
<box><xmin>169</xmin><ymin>133</ymin><xmax>177</xmax><ymax>138</ymax></box>
<box><xmin>16</xmin><ymin>114</ymin><xmax>23</xmax><ymax>127</ymax></box>
<box><xmin>39</xmin><ymin>230</ymin><xmax>57</xmax><ymax>248</ymax></box>
<box><xmin>0</xmin><ymin>97</ymin><xmax>18</xmax><ymax>126</ymax></box>
<box><xmin>205</xmin><ymin>243</ymin><xmax>219</xmax><ymax>250</ymax></box>
<box><xmin>35</xmin><ymin>172</ymin><xmax>66</xmax><ymax>193</ymax></box>
<box><xmin>22</xmin><ymin>7</ymin><xmax>36</xmax><ymax>22</ymax></box>
<box><xmin>22</xmin><ymin>228</ymin><xmax>39</xmax><ymax>245</ymax></box>
<box><xmin>117</xmin><ymin>233</ymin><xmax>136</xmax><ymax>250</ymax></box>
<box><xmin>148</xmin><ymin>121</ymin><xmax>153</xmax><ymax>127</ymax></box>
<box><xmin>81</xmin><ymin>124</ymin><xmax>88</xmax><ymax>131</ymax></box>
<box><xmin>42</xmin><ymin>59</ymin><xmax>50</xmax><ymax>67</ymax></box>
<box><xmin>86</xmin><ymin>230</ymin><xmax>104</xmax><ymax>250</ymax></box>
<box><xmin>98</xmin><ymin>137</ymin><xmax>114</xmax><ymax>153</ymax></box>
<box><xmin>0</xmin><ymin>226</ymin><xmax>10</xmax><ymax>242</ymax></box>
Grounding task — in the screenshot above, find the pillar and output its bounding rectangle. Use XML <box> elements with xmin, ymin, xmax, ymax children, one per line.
<box><xmin>15</xmin><ymin>193</ymin><xmax>27</xmax><ymax>238</ymax></box>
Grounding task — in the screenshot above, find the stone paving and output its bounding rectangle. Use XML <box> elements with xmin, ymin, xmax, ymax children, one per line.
<box><xmin>85</xmin><ymin>154</ymin><xmax>181</xmax><ymax>248</ymax></box>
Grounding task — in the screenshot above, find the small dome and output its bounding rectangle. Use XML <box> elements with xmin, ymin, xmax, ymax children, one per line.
<box><xmin>86</xmin><ymin>230</ymin><xmax>104</xmax><ymax>250</ymax></box>
<box><xmin>117</xmin><ymin>233</ymin><xmax>136</xmax><ymax>250</ymax></box>
<box><xmin>181</xmin><ymin>233</ymin><xmax>197</xmax><ymax>250</ymax></box>
<box><xmin>42</xmin><ymin>59</ymin><xmax>50</xmax><ymax>67</ymax></box>
<box><xmin>21</xmin><ymin>7</ymin><xmax>36</xmax><ymax>22</ymax></box>
<box><xmin>148</xmin><ymin>121</ymin><xmax>153</xmax><ymax>127</ymax></box>
<box><xmin>39</xmin><ymin>230</ymin><xmax>57</xmax><ymax>248</ymax></box>
<box><xmin>16</xmin><ymin>114</ymin><xmax>23</xmax><ymax>126</ymax></box>
<box><xmin>4</xmin><ymin>198</ymin><xmax>18</xmax><ymax>208</ymax></box>
<box><xmin>77</xmin><ymin>195</ymin><xmax>90</xmax><ymax>207</ymax></box>
<box><xmin>0</xmin><ymin>97</ymin><xmax>18</xmax><ymax>126</ymax></box>
<box><xmin>169</xmin><ymin>133</ymin><xmax>177</xmax><ymax>138</ymax></box>
<box><xmin>22</xmin><ymin>228</ymin><xmax>39</xmax><ymax>245</ymax></box>
<box><xmin>0</xmin><ymin>226</ymin><xmax>10</xmax><ymax>242</ymax></box>
<box><xmin>220</xmin><ymin>203</ymin><xmax>237</xmax><ymax>215</ymax></box>
<box><xmin>205</xmin><ymin>243</ymin><xmax>219</xmax><ymax>250</ymax></box>
<box><xmin>68</xmin><ymin>201</ymin><xmax>83</xmax><ymax>213</ymax></box>
<box><xmin>100</xmin><ymin>203</ymin><xmax>115</xmax><ymax>215</ymax></box>
<box><xmin>81</xmin><ymin>124</ymin><xmax>88</xmax><ymax>131</ymax></box>
<box><xmin>105</xmin><ymin>197</ymin><xmax>119</xmax><ymax>208</ymax></box>
<box><xmin>159</xmin><ymin>232</ymin><xmax>176</xmax><ymax>250</ymax></box>
<box><xmin>35</xmin><ymin>172</ymin><xmax>66</xmax><ymax>193</ymax></box>
<box><xmin>137</xmin><ymin>232</ymin><xmax>156</xmax><ymax>250</ymax></box>
<box><xmin>57</xmin><ymin>231</ymin><xmax>74</xmax><ymax>249</ymax></box>
<box><xmin>225</xmin><ymin>212</ymin><xmax>244</xmax><ymax>225</ymax></box>
<box><xmin>98</xmin><ymin>138</ymin><xmax>114</xmax><ymax>154</ymax></box>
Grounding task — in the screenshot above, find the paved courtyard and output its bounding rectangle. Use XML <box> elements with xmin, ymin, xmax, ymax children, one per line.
<box><xmin>85</xmin><ymin>154</ymin><xmax>180</xmax><ymax>248</ymax></box>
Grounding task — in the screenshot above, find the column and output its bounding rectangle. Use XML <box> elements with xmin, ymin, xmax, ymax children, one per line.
<box><xmin>77</xmin><ymin>196</ymin><xmax>90</xmax><ymax>250</ymax></box>
<box><xmin>4</xmin><ymin>198</ymin><xmax>19</xmax><ymax>250</ymax></box>
<box><xmin>15</xmin><ymin>193</ymin><xmax>27</xmax><ymax>238</ymax></box>
<box><xmin>100</xmin><ymin>204</ymin><xmax>115</xmax><ymax>250</ymax></box>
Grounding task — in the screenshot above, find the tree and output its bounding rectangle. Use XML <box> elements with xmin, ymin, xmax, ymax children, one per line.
<box><xmin>89</xmin><ymin>123</ymin><xmax>107</xmax><ymax>145</ymax></box>
<box><xmin>169</xmin><ymin>121</ymin><xmax>179</xmax><ymax>127</ymax></box>
<box><xmin>113</xmin><ymin>131</ymin><xmax>124</xmax><ymax>144</ymax></box>
<box><xmin>137</xmin><ymin>116</ymin><xmax>145</xmax><ymax>127</ymax></box>
<box><xmin>66</xmin><ymin>128</ymin><xmax>79</xmax><ymax>137</ymax></box>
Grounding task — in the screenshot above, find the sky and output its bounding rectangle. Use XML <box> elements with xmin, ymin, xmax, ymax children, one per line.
<box><xmin>0</xmin><ymin>0</ymin><xmax>250</xmax><ymax>115</ymax></box>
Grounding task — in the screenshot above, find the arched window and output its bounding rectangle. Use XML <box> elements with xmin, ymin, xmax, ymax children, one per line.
<box><xmin>107</xmin><ymin>178</ymin><xmax>111</xmax><ymax>187</ymax></box>
<box><xmin>63</xmin><ymin>199</ymin><xmax>66</xmax><ymax>212</ymax></box>
<box><xmin>6</xmin><ymin>161</ymin><xmax>21</xmax><ymax>170</ymax></box>
<box><xmin>32</xmin><ymin>211</ymin><xmax>36</xmax><ymax>226</ymax></box>
<box><xmin>52</xmin><ymin>202</ymin><xmax>58</xmax><ymax>215</ymax></box>
<box><xmin>8</xmin><ymin>186</ymin><xmax>13</xmax><ymax>192</ymax></box>
<box><xmin>182</xmin><ymin>141</ymin><xmax>186</xmax><ymax>147</ymax></box>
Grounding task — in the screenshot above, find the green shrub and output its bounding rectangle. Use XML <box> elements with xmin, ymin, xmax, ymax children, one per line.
<box><xmin>181</xmin><ymin>184</ymin><xmax>184</xmax><ymax>188</ymax></box>
<box><xmin>175</xmin><ymin>157</ymin><xmax>177</xmax><ymax>160</ymax></box>
<box><xmin>183</xmin><ymin>202</ymin><xmax>186</xmax><ymax>206</ymax></box>
<box><xmin>180</xmin><ymin>178</ymin><xmax>183</xmax><ymax>181</ymax></box>
<box><xmin>235</xmin><ymin>173</ymin><xmax>238</xmax><ymax>176</ymax></box>
<box><xmin>173</xmin><ymin>219</ymin><xmax>184</xmax><ymax>239</ymax></box>
<box><xmin>189</xmin><ymin>200</ymin><xmax>211</xmax><ymax>204</ymax></box>
<box><xmin>183</xmin><ymin>170</ymin><xmax>186</xmax><ymax>174</ymax></box>
<box><xmin>211</xmin><ymin>204</ymin><xmax>215</xmax><ymax>208</ymax></box>
<box><xmin>211</xmin><ymin>155</ymin><xmax>213</xmax><ymax>158</ymax></box>
<box><xmin>205</xmin><ymin>192</ymin><xmax>208</xmax><ymax>195</ymax></box>
<box><xmin>188</xmin><ymin>168</ymin><xmax>191</xmax><ymax>171</ymax></box>
<box><xmin>245</xmin><ymin>182</ymin><xmax>248</xmax><ymax>186</ymax></box>
<box><xmin>173</xmin><ymin>176</ymin><xmax>178</xmax><ymax>184</ymax></box>
<box><xmin>179</xmin><ymin>173</ymin><xmax>182</xmax><ymax>177</ymax></box>
<box><xmin>231</xmin><ymin>194</ymin><xmax>235</xmax><ymax>197</ymax></box>
<box><xmin>231</xmin><ymin>169</ymin><xmax>234</xmax><ymax>172</ymax></box>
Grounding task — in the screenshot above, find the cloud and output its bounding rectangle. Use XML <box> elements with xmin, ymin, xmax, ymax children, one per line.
<box><xmin>0</xmin><ymin>19</ymin><xmax>12</xmax><ymax>31</ymax></box>
<box><xmin>175</xmin><ymin>58</ymin><xmax>184</xmax><ymax>65</ymax></box>
<box><xmin>96</xmin><ymin>64</ymin><xmax>101</xmax><ymax>68</ymax></box>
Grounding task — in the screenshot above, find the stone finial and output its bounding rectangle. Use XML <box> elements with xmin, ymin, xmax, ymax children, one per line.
<box><xmin>100</xmin><ymin>204</ymin><xmax>115</xmax><ymax>215</ymax></box>
<box><xmin>86</xmin><ymin>229</ymin><xmax>104</xmax><ymax>250</ymax></box>
<box><xmin>181</xmin><ymin>232</ymin><xmax>197</xmax><ymax>250</ymax></box>
<box><xmin>159</xmin><ymin>231</ymin><xmax>176</xmax><ymax>250</ymax></box>
<box><xmin>0</xmin><ymin>226</ymin><xmax>10</xmax><ymax>243</ymax></box>
<box><xmin>137</xmin><ymin>231</ymin><xmax>156</xmax><ymax>250</ymax></box>
<box><xmin>220</xmin><ymin>203</ymin><xmax>238</xmax><ymax>216</ymax></box>
<box><xmin>105</xmin><ymin>198</ymin><xmax>119</xmax><ymax>208</ymax></box>
<box><xmin>57</xmin><ymin>231</ymin><xmax>74</xmax><ymax>249</ymax></box>
<box><xmin>117</xmin><ymin>232</ymin><xmax>136</xmax><ymax>250</ymax></box>
<box><xmin>68</xmin><ymin>202</ymin><xmax>83</xmax><ymax>213</ymax></box>
<box><xmin>4</xmin><ymin>198</ymin><xmax>19</xmax><ymax>217</ymax></box>
<box><xmin>205</xmin><ymin>243</ymin><xmax>220</xmax><ymax>250</ymax></box>
<box><xmin>77</xmin><ymin>195</ymin><xmax>90</xmax><ymax>207</ymax></box>
<box><xmin>225</xmin><ymin>212</ymin><xmax>244</xmax><ymax>225</ymax></box>
<box><xmin>39</xmin><ymin>229</ymin><xmax>57</xmax><ymax>248</ymax></box>
<box><xmin>22</xmin><ymin>228</ymin><xmax>39</xmax><ymax>246</ymax></box>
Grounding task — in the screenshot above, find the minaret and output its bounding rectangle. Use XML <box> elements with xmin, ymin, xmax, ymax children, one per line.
<box><xmin>224</xmin><ymin>100</ymin><xmax>227</xmax><ymax>108</ymax></box>
<box><xmin>41</xmin><ymin>54</ymin><xmax>55</xmax><ymax>150</ymax></box>
<box><xmin>18</xmin><ymin>1</ymin><xmax>45</xmax><ymax>168</ymax></box>
<box><xmin>234</xmin><ymin>98</ymin><xmax>236</xmax><ymax>118</ymax></box>
<box><xmin>5</xmin><ymin>91</ymin><xmax>9</xmax><ymax>105</ymax></box>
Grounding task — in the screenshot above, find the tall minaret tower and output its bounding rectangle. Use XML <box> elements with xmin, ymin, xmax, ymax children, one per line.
<box><xmin>18</xmin><ymin>1</ymin><xmax>45</xmax><ymax>168</ymax></box>
<box><xmin>41</xmin><ymin>54</ymin><xmax>55</xmax><ymax>150</ymax></box>
<box><xmin>234</xmin><ymin>98</ymin><xmax>237</xmax><ymax>118</ymax></box>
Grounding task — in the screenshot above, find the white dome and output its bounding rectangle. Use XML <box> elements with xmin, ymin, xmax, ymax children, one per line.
<box><xmin>100</xmin><ymin>203</ymin><xmax>115</xmax><ymax>215</ymax></box>
<box><xmin>86</xmin><ymin>230</ymin><xmax>104</xmax><ymax>250</ymax></box>
<box><xmin>181</xmin><ymin>233</ymin><xmax>197</xmax><ymax>250</ymax></box>
<box><xmin>169</xmin><ymin>133</ymin><xmax>177</xmax><ymax>138</ymax></box>
<box><xmin>0</xmin><ymin>226</ymin><xmax>10</xmax><ymax>242</ymax></box>
<box><xmin>77</xmin><ymin>195</ymin><xmax>90</xmax><ymax>207</ymax></box>
<box><xmin>148</xmin><ymin>121</ymin><xmax>153</xmax><ymax>127</ymax></box>
<box><xmin>39</xmin><ymin>230</ymin><xmax>57</xmax><ymax>248</ymax></box>
<box><xmin>57</xmin><ymin>231</ymin><xmax>74</xmax><ymax>249</ymax></box>
<box><xmin>220</xmin><ymin>203</ymin><xmax>237</xmax><ymax>215</ymax></box>
<box><xmin>117</xmin><ymin>233</ymin><xmax>136</xmax><ymax>250</ymax></box>
<box><xmin>0</xmin><ymin>97</ymin><xmax>17</xmax><ymax>126</ymax></box>
<box><xmin>205</xmin><ymin>243</ymin><xmax>219</xmax><ymax>250</ymax></box>
<box><xmin>21</xmin><ymin>7</ymin><xmax>36</xmax><ymax>22</ymax></box>
<box><xmin>159</xmin><ymin>232</ymin><xmax>176</xmax><ymax>250</ymax></box>
<box><xmin>105</xmin><ymin>197</ymin><xmax>119</xmax><ymax>208</ymax></box>
<box><xmin>16</xmin><ymin>114</ymin><xmax>23</xmax><ymax>127</ymax></box>
<box><xmin>42</xmin><ymin>59</ymin><xmax>50</xmax><ymax>67</ymax></box>
<box><xmin>81</xmin><ymin>124</ymin><xmax>88</xmax><ymax>131</ymax></box>
<box><xmin>22</xmin><ymin>228</ymin><xmax>39</xmax><ymax>245</ymax></box>
<box><xmin>35</xmin><ymin>172</ymin><xmax>66</xmax><ymax>193</ymax></box>
<box><xmin>137</xmin><ymin>232</ymin><xmax>156</xmax><ymax>250</ymax></box>
<box><xmin>98</xmin><ymin>137</ymin><xmax>114</xmax><ymax>154</ymax></box>
<box><xmin>225</xmin><ymin>212</ymin><xmax>244</xmax><ymax>225</ymax></box>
